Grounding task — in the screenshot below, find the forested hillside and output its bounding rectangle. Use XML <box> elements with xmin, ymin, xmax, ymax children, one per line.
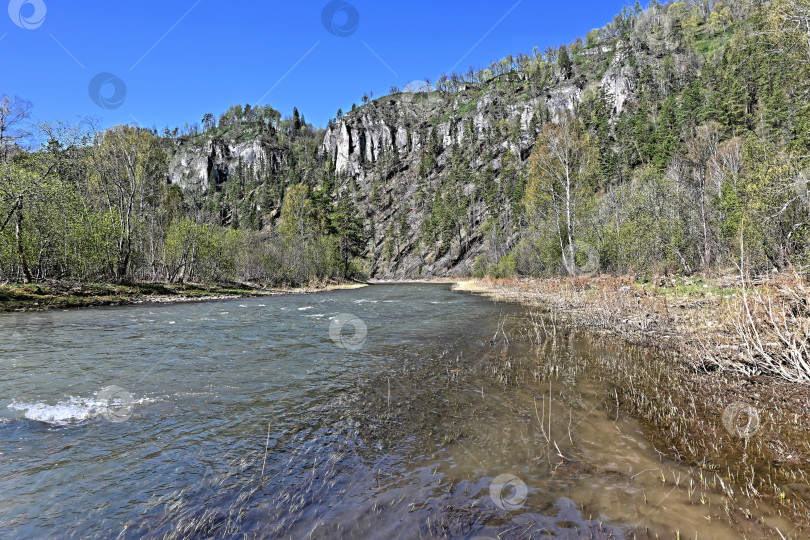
<box><xmin>2</xmin><ymin>0</ymin><xmax>809</xmax><ymax>285</ymax></box>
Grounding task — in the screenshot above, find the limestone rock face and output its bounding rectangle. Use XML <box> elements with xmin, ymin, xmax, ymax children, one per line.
<box><xmin>601</xmin><ymin>46</ymin><xmax>636</xmax><ymax>116</ymax></box>
<box><xmin>321</xmin><ymin>88</ymin><xmax>555</xmax><ymax>178</ymax></box>
<box><xmin>317</xmin><ymin>81</ymin><xmax>592</xmax><ymax>279</ymax></box>
<box><xmin>322</xmin><ymin>109</ymin><xmax>398</xmax><ymax>177</ymax></box>
<box><xmin>169</xmin><ymin>135</ymin><xmax>280</xmax><ymax>194</ymax></box>
<box><xmin>547</xmin><ymin>85</ymin><xmax>583</xmax><ymax>120</ymax></box>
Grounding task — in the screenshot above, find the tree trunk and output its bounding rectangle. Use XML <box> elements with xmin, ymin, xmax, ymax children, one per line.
<box><xmin>700</xmin><ymin>187</ymin><xmax>710</xmax><ymax>268</ymax></box>
<box><xmin>563</xmin><ymin>156</ymin><xmax>575</xmax><ymax>247</ymax></box>
<box><xmin>117</xmin><ymin>246</ymin><xmax>130</xmax><ymax>282</ymax></box>
<box><xmin>564</xmin><ymin>168</ymin><xmax>576</xmax><ymax>274</ymax></box>
<box><xmin>14</xmin><ymin>199</ymin><xmax>32</xmax><ymax>284</ymax></box>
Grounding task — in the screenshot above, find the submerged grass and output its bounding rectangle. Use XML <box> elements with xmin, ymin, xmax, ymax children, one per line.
<box><xmin>457</xmin><ymin>274</ymin><xmax>810</xmax><ymax>535</ymax></box>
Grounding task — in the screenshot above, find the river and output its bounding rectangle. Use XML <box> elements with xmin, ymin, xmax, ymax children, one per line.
<box><xmin>0</xmin><ymin>284</ymin><xmax>795</xmax><ymax>538</ymax></box>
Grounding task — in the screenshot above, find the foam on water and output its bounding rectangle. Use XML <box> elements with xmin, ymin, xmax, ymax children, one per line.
<box><xmin>9</xmin><ymin>397</ymin><xmax>107</xmax><ymax>424</ymax></box>
<box><xmin>7</xmin><ymin>394</ymin><xmax>151</xmax><ymax>425</ymax></box>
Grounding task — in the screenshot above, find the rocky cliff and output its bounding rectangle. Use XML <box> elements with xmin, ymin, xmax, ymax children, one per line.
<box><xmin>169</xmin><ymin>132</ymin><xmax>282</xmax><ymax>195</ymax></box>
<box><xmin>318</xmin><ymin>86</ymin><xmax>548</xmax><ymax>278</ymax></box>
<box><xmin>316</xmin><ymin>70</ymin><xmax>630</xmax><ymax>278</ymax></box>
<box><xmin>166</xmin><ymin>36</ymin><xmax>648</xmax><ymax>279</ymax></box>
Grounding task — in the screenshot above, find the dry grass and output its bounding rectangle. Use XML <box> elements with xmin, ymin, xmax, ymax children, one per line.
<box><xmin>706</xmin><ymin>277</ymin><xmax>810</xmax><ymax>384</ymax></box>
<box><xmin>455</xmin><ymin>273</ymin><xmax>810</xmax><ymax>383</ymax></box>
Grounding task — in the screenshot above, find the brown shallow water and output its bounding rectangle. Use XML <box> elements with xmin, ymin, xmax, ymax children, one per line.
<box><xmin>0</xmin><ymin>284</ymin><xmax>797</xmax><ymax>538</ymax></box>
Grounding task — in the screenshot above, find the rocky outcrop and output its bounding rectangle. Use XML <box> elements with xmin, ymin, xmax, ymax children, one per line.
<box><xmin>600</xmin><ymin>44</ymin><xmax>636</xmax><ymax>116</ymax></box>
<box><xmin>320</xmin><ymin>93</ymin><xmax>435</xmax><ymax>177</ymax></box>
<box><xmin>169</xmin><ymin>134</ymin><xmax>280</xmax><ymax>194</ymax></box>
<box><xmin>321</xmin><ymin>87</ymin><xmax>559</xmax><ymax>178</ymax></box>
<box><xmin>546</xmin><ymin>85</ymin><xmax>583</xmax><ymax>119</ymax></box>
<box><xmin>318</xmin><ymin>81</ymin><xmax>587</xmax><ymax>279</ymax></box>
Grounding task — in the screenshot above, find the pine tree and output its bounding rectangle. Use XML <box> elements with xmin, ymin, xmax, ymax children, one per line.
<box><xmin>558</xmin><ymin>45</ymin><xmax>572</xmax><ymax>79</ymax></box>
<box><xmin>329</xmin><ymin>196</ymin><xmax>366</xmax><ymax>276</ymax></box>
<box><xmin>653</xmin><ymin>95</ymin><xmax>681</xmax><ymax>171</ymax></box>
<box><xmin>292</xmin><ymin>107</ymin><xmax>302</xmax><ymax>131</ymax></box>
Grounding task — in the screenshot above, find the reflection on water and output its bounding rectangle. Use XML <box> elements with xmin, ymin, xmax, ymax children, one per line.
<box><xmin>0</xmin><ymin>284</ymin><xmax>796</xmax><ymax>538</ymax></box>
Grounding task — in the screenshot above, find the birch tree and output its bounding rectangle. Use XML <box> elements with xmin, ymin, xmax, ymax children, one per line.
<box><xmin>89</xmin><ymin>126</ymin><xmax>168</xmax><ymax>280</ymax></box>
<box><xmin>0</xmin><ymin>96</ymin><xmax>34</xmax><ymax>281</ymax></box>
<box><xmin>526</xmin><ymin>113</ymin><xmax>598</xmax><ymax>273</ymax></box>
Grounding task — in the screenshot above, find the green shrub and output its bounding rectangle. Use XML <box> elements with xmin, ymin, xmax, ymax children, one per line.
<box><xmin>493</xmin><ymin>253</ymin><xmax>517</xmax><ymax>278</ymax></box>
<box><xmin>472</xmin><ymin>255</ymin><xmax>490</xmax><ymax>278</ymax></box>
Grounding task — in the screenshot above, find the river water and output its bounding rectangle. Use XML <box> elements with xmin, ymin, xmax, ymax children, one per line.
<box><xmin>0</xmin><ymin>284</ymin><xmax>796</xmax><ymax>538</ymax></box>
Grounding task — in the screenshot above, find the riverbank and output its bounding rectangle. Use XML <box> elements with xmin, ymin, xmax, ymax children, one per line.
<box><xmin>0</xmin><ymin>280</ymin><xmax>368</xmax><ymax>312</ymax></box>
<box><xmin>454</xmin><ymin>274</ymin><xmax>810</xmax><ymax>534</ymax></box>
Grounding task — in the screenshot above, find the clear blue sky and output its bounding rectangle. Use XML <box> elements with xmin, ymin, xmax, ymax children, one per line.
<box><xmin>2</xmin><ymin>0</ymin><xmax>638</xmax><ymax>131</ymax></box>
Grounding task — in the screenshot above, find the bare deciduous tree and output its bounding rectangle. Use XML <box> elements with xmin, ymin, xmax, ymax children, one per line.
<box><xmin>89</xmin><ymin>126</ymin><xmax>168</xmax><ymax>280</ymax></box>
<box><xmin>526</xmin><ymin>112</ymin><xmax>598</xmax><ymax>270</ymax></box>
<box><xmin>685</xmin><ymin>122</ymin><xmax>721</xmax><ymax>267</ymax></box>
